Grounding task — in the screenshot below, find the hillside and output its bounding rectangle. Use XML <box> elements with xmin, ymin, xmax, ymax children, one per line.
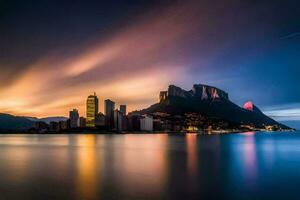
<box><xmin>0</xmin><ymin>113</ymin><xmax>35</xmax><ymax>131</ymax></box>
<box><xmin>132</xmin><ymin>84</ymin><xmax>291</xmax><ymax>130</ymax></box>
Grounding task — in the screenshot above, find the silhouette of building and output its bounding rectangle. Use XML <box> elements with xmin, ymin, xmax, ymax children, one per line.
<box><xmin>105</xmin><ymin>99</ymin><xmax>115</xmax><ymax>128</ymax></box>
<box><xmin>120</xmin><ymin>105</ymin><xmax>126</xmax><ymax>115</ymax></box>
<box><xmin>59</xmin><ymin>121</ymin><xmax>67</xmax><ymax>131</ymax></box>
<box><xmin>114</xmin><ymin>109</ymin><xmax>123</xmax><ymax>131</ymax></box>
<box><xmin>50</xmin><ymin>121</ymin><xmax>59</xmax><ymax>132</ymax></box>
<box><xmin>35</xmin><ymin>121</ymin><xmax>49</xmax><ymax>133</ymax></box>
<box><xmin>127</xmin><ymin>114</ymin><xmax>141</xmax><ymax>131</ymax></box>
<box><xmin>140</xmin><ymin>115</ymin><xmax>153</xmax><ymax>131</ymax></box>
<box><xmin>69</xmin><ymin>109</ymin><xmax>79</xmax><ymax>128</ymax></box>
<box><xmin>79</xmin><ymin>117</ymin><xmax>86</xmax><ymax>128</ymax></box>
<box><xmin>95</xmin><ymin>112</ymin><xmax>105</xmax><ymax>127</ymax></box>
<box><xmin>86</xmin><ymin>93</ymin><xmax>99</xmax><ymax>127</ymax></box>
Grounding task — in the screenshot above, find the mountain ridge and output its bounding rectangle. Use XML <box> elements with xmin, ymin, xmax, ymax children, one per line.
<box><xmin>131</xmin><ymin>84</ymin><xmax>291</xmax><ymax>130</ymax></box>
<box><xmin>0</xmin><ymin>113</ymin><xmax>35</xmax><ymax>131</ymax></box>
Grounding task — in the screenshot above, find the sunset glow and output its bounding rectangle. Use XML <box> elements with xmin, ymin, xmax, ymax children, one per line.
<box><xmin>0</xmin><ymin>0</ymin><xmax>299</xmax><ymax>126</ymax></box>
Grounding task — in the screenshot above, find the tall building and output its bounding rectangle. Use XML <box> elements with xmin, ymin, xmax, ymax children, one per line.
<box><xmin>127</xmin><ymin>114</ymin><xmax>141</xmax><ymax>131</ymax></box>
<box><xmin>105</xmin><ymin>99</ymin><xmax>115</xmax><ymax>128</ymax></box>
<box><xmin>86</xmin><ymin>93</ymin><xmax>99</xmax><ymax>127</ymax></box>
<box><xmin>69</xmin><ymin>109</ymin><xmax>79</xmax><ymax>128</ymax></box>
<box><xmin>95</xmin><ymin>112</ymin><xmax>105</xmax><ymax>127</ymax></box>
<box><xmin>120</xmin><ymin>105</ymin><xmax>126</xmax><ymax>115</ymax></box>
<box><xmin>140</xmin><ymin>115</ymin><xmax>153</xmax><ymax>131</ymax></box>
<box><xmin>114</xmin><ymin>109</ymin><xmax>123</xmax><ymax>131</ymax></box>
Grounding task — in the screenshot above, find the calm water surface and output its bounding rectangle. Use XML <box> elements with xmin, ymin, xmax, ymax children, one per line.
<box><xmin>0</xmin><ymin>132</ymin><xmax>299</xmax><ymax>200</ymax></box>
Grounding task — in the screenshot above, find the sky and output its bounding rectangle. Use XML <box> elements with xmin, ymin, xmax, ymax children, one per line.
<box><xmin>0</xmin><ymin>0</ymin><xmax>299</xmax><ymax>127</ymax></box>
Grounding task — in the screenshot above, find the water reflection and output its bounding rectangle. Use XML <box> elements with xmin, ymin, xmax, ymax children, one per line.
<box><xmin>242</xmin><ymin>132</ymin><xmax>258</xmax><ymax>185</ymax></box>
<box><xmin>74</xmin><ymin>135</ymin><xmax>100</xmax><ymax>200</ymax></box>
<box><xmin>116</xmin><ymin>134</ymin><xmax>168</xmax><ymax>198</ymax></box>
<box><xmin>0</xmin><ymin>133</ymin><xmax>300</xmax><ymax>199</ymax></box>
<box><xmin>3</xmin><ymin>147</ymin><xmax>31</xmax><ymax>183</ymax></box>
<box><xmin>186</xmin><ymin>134</ymin><xmax>198</xmax><ymax>177</ymax></box>
<box><xmin>229</xmin><ymin>132</ymin><xmax>258</xmax><ymax>189</ymax></box>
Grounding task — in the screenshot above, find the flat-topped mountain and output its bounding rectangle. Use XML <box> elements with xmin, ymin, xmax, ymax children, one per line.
<box><xmin>159</xmin><ymin>84</ymin><xmax>229</xmax><ymax>102</ymax></box>
<box><xmin>133</xmin><ymin>84</ymin><xmax>290</xmax><ymax>130</ymax></box>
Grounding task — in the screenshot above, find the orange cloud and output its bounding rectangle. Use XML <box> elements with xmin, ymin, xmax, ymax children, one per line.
<box><xmin>0</xmin><ymin>1</ymin><xmax>203</xmax><ymax>117</ymax></box>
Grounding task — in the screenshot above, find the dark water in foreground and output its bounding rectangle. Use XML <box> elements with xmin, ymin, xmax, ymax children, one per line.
<box><xmin>0</xmin><ymin>132</ymin><xmax>299</xmax><ymax>200</ymax></box>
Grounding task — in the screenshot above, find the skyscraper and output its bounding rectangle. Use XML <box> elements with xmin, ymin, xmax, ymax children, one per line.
<box><xmin>114</xmin><ymin>109</ymin><xmax>123</xmax><ymax>131</ymax></box>
<box><xmin>86</xmin><ymin>93</ymin><xmax>99</xmax><ymax>127</ymax></box>
<box><xmin>120</xmin><ymin>105</ymin><xmax>126</xmax><ymax>115</ymax></box>
<box><xmin>104</xmin><ymin>99</ymin><xmax>115</xmax><ymax>128</ymax></box>
<box><xmin>69</xmin><ymin>109</ymin><xmax>79</xmax><ymax>128</ymax></box>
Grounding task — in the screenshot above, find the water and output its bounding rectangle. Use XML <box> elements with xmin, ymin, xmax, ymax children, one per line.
<box><xmin>0</xmin><ymin>132</ymin><xmax>299</xmax><ymax>200</ymax></box>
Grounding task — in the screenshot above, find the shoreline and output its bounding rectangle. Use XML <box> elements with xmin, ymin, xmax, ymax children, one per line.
<box><xmin>0</xmin><ymin>128</ymin><xmax>295</xmax><ymax>135</ymax></box>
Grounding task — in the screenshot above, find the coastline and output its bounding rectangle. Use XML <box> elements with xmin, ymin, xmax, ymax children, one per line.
<box><xmin>0</xmin><ymin>128</ymin><xmax>295</xmax><ymax>135</ymax></box>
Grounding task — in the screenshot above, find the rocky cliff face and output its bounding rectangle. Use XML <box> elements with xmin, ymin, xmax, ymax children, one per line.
<box><xmin>165</xmin><ymin>84</ymin><xmax>229</xmax><ymax>101</ymax></box>
<box><xmin>139</xmin><ymin>84</ymin><xmax>291</xmax><ymax>130</ymax></box>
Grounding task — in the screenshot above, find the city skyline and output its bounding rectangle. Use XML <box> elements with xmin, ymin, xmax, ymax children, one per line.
<box><xmin>0</xmin><ymin>0</ymin><xmax>299</xmax><ymax>128</ymax></box>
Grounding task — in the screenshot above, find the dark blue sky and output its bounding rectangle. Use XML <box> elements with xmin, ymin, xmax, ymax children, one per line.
<box><xmin>0</xmin><ymin>0</ymin><xmax>299</xmax><ymax>127</ymax></box>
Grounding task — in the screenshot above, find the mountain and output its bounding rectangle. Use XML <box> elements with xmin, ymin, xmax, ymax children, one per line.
<box><xmin>132</xmin><ymin>84</ymin><xmax>290</xmax><ymax>130</ymax></box>
<box><xmin>0</xmin><ymin>113</ymin><xmax>35</xmax><ymax>131</ymax></box>
<box><xmin>27</xmin><ymin>117</ymin><xmax>68</xmax><ymax>124</ymax></box>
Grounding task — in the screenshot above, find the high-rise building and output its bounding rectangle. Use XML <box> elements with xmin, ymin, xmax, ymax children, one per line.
<box><xmin>69</xmin><ymin>109</ymin><xmax>79</xmax><ymax>128</ymax></box>
<box><xmin>140</xmin><ymin>115</ymin><xmax>153</xmax><ymax>131</ymax></box>
<box><xmin>114</xmin><ymin>109</ymin><xmax>123</xmax><ymax>131</ymax></box>
<box><xmin>105</xmin><ymin>99</ymin><xmax>115</xmax><ymax>128</ymax></box>
<box><xmin>86</xmin><ymin>93</ymin><xmax>99</xmax><ymax>127</ymax></box>
<box><xmin>120</xmin><ymin>105</ymin><xmax>126</xmax><ymax>115</ymax></box>
<box><xmin>95</xmin><ymin>112</ymin><xmax>105</xmax><ymax>127</ymax></box>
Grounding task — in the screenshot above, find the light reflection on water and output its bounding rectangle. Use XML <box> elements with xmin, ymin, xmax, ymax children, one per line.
<box><xmin>186</xmin><ymin>134</ymin><xmax>198</xmax><ymax>178</ymax></box>
<box><xmin>75</xmin><ymin>135</ymin><xmax>99</xmax><ymax>200</ymax></box>
<box><xmin>0</xmin><ymin>132</ymin><xmax>300</xmax><ymax>199</ymax></box>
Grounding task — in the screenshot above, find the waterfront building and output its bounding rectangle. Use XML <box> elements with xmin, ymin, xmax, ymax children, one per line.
<box><xmin>35</xmin><ymin>121</ymin><xmax>49</xmax><ymax>132</ymax></box>
<box><xmin>59</xmin><ymin>121</ymin><xmax>68</xmax><ymax>131</ymax></box>
<box><xmin>140</xmin><ymin>115</ymin><xmax>153</xmax><ymax>131</ymax></box>
<box><xmin>153</xmin><ymin>119</ymin><xmax>163</xmax><ymax>131</ymax></box>
<box><xmin>86</xmin><ymin>93</ymin><xmax>99</xmax><ymax>127</ymax></box>
<box><xmin>79</xmin><ymin>117</ymin><xmax>86</xmax><ymax>128</ymax></box>
<box><xmin>114</xmin><ymin>109</ymin><xmax>123</xmax><ymax>131</ymax></box>
<box><xmin>127</xmin><ymin>114</ymin><xmax>140</xmax><ymax>131</ymax></box>
<box><xmin>120</xmin><ymin>105</ymin><xmax>127</xmax><ymax>115</ymax></box>
<box><xmin>95</xmin><ymin>112</ymin><xmax>105</xmax><ymax>127</ymax></box>
<box><xmin>69</xmin><ymin>109</ymin><xmax>79</xmax><ymax>128</ymax></box>
<box><xmin>50</xmin><ymin>121</ymin><xmax>59</xmax><ymax>132</ymax></box>
<box><xmin>105</xmin><ymin>99</ymin><xmax>115</xmax><ymax>128</ymax></box>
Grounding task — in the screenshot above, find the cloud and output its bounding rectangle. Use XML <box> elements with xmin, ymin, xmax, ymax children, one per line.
<box><xmin>280</xmin><ymin>32</ymin><xmax>300</xmax><ymax>39</ymax></box>
<box><xmin>2</xmin><ymin>0</ymin><xmax>292</xmax><ymax>117</ymax></box>
<box><xmin>263</xmin><ymin>103</ymin><xmax>300</xmax><ymax>121</ymax></box>
<box><xmin>0</xmin><ymin>1</ymin><xmax>207</xmax><ymax>117</ymax></box>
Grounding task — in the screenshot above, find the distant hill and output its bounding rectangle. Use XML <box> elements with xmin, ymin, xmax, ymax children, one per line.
<box><xmin>0</xmin><ymin>113</ymin><xmax>34</xmax><ymax>131</ymax></box>
<box><xmin>27</xmin><ymin>116</ymin><xmax>68</xmax><ymax>124</ymax></box>
<box><xmin>132</xmin><ymin>84</ymin><xmax>291</xmax><ymax>130</ymax></box>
